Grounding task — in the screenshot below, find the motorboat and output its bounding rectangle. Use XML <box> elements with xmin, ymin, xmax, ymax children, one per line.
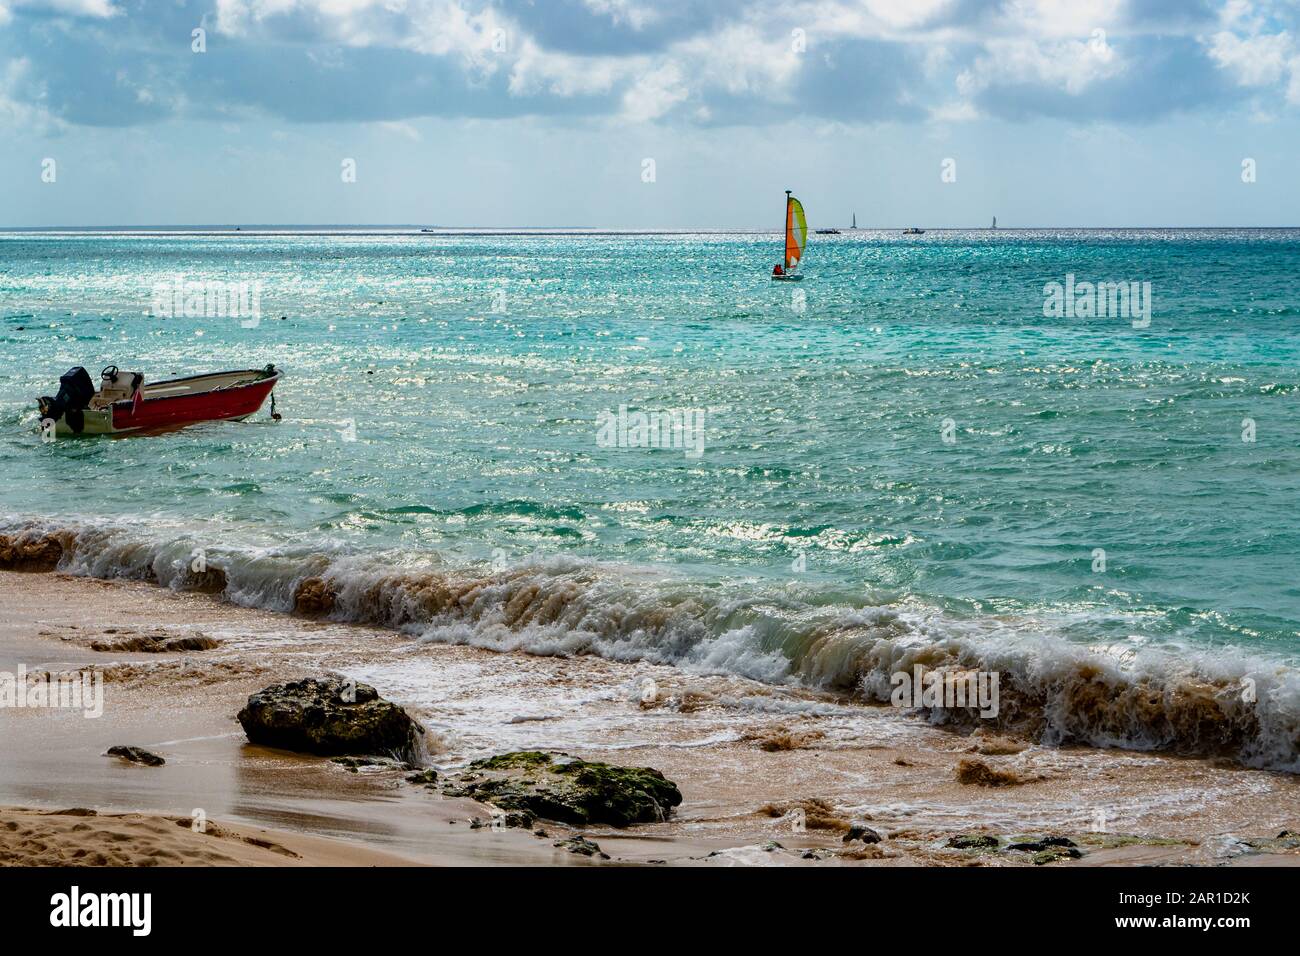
<box><xmin>37</xmin><ymin>365</ymin><xmax>281</xmax><ymax>437</ymax></box>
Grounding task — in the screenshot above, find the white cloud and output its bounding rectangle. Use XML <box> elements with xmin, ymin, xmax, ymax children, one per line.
<box><xmin>996</xmin><ymin>0</ymin><xmax>1126</xmax><ymax>39</ymax></box>
<box><xmin>1217</xmin><ymin>0</ymin><xmax>1265</xmax><ymax>32</ymax></box>
<box><xmin>958</xmin><ymin>33</ymin><xmax>1123</xmax><ymax>98</ymax></box>
<box><xmin>620</xmin><ymin>61</ymin><xmax>687</xmax><ymax>121</ymax></box>
<box><xmin>188</xmin><ymin>0</ymin><xmax>1287</xmax><ymax>126</ymax></box>
<box><xmin>581</xmin><ymin>0</ymin><xmax>657</xmax><ymax>31</ymax></box>
<box><xmin>678</xmin><ymin>25</ymin><xmax>803</xmax><ymax>98</ymax></box>
<box><xmin>1202</xmin><ymin>1</ymin><xmax>1300</xmax><ymax>109</ymax></box>
<box><xmin>508</xmin><ymin>39</ymin><xmax>628</xmax><ymax>98</ymax></box>
<box><xmin>11</xmin><ymin>0</ymin><xmax>119</xmax><ymax>16</ymax></box>
<box><xmin>1207</xmin><ymin>29</ymin><xmax>1293</xmax><ymax>86</ymax></box>
<box><xmin>0</xmin><ymin>56</ymin><xmax>62</xmax><ymax>133</ymax></box>
<box><xmin>218</xmin><ymin>0</ymin><xmax>516</xmax><ymax>76</ymax></box>
<box><xmin>215</xmin><ymin>0</ymin><xmax>300</xmax><ymax>36</ymax></box>
<box><xmin>509</xmin><ymin>15</ymin><xmax>807</xmax><ymax>115</ymax></box>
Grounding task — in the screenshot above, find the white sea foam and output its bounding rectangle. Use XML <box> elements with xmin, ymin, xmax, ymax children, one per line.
<box><xmin>3</xmin><ymin>514</ymin><xmax>1298</xmax><ymax>771</ymax></box>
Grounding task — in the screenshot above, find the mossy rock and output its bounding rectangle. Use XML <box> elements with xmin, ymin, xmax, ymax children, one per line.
<box><xmin>946</xmin><ymin>834</ymin><xmax>1000</xmax><ymax>851</ymax></box>
<box><xmin>454</xmin><ymin>751</ymin><xmax>682</xmax><ymax>827</ymax></box>
<box><xmin>1076</xmin><ymin>834</ymin><xmax>1187</xmax><ymax>849</ymax></box>
<box><xmin>472</xmin><ymin>752</ymin><xmax>555</xmax><ymax>771</ymax></box>
<box><xmin>1031</xmin><ymin>846</ymin><xmax>1082</xmax><ymax>865</ymax></box>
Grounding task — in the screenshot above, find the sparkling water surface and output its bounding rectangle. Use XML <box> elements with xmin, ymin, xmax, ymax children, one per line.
<box><xmin>3</xmin><ymin>228</ymin><xmax>1299</xmax><ymax>665</ymax></box>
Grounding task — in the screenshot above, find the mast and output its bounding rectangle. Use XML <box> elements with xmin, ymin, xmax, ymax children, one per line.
<box><xmin>784</xmin><ymin>190</ymin><xmax>792</xmax><ymax>270</ymax></box>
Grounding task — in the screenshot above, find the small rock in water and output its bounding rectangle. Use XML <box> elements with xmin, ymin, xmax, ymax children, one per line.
<box><xmin>106</xmin><ymin>746</ymin><xmax>165</xmax><ymax>767</ymax></box>
<box><xmin>1034</xmin><ymin>832</ymin><xmax>1076</xmax><ymax>848</ymax></box>
<box><xmin>1008</xmin><ymin>836</ymin><xmax>1078</xmax><ymax>853</ymax></box>
<box><xmin>1031</xmin><ymin>846</ymin><xmax>1082</xmax><ymax>865</ymax></box>
<box><xmin>843</xmin><ymin>825</ymin><xmax>882</xmax><ymax>845</ymax></box>
<box><xmin>841</xmin><ymin>844</ymin><xmax>888</xmax><ymax>860</ymax></box>
<box><xmin>946</xmin><ymin>834</ymin><xmax>1000</xmax><ymax>851</ymax></box>
<box><xmin>446</xmin><ymin>750</ymin><xmax>682</xmax><ymax>827</ymax></box>
<box><xmin>236</xmin><ymin>677</ymin><xmax>423</xmax><ymax>759</ymax></box>
<box><xmin>500</xmin><ymin>809</ymin><xmax>536</xmax><ymax>829</ymax></box>
<box><xmin>554</xmin><ymin>836</ymin><xmax>608</xmax><ymax>858</ymax></box>
<box><xmin>331</xmin><ymin>756</ymin><xmax>404</xmax><ymax>772</ymax></box>
<box><xmin>405</xmin><ymin>768</ymin><xmax>439</xmax><ymax>785</ymax></box>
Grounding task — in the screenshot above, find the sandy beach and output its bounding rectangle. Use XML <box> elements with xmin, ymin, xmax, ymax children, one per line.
<box><xmin>2</xmin><ymin>567</ymin><xmax>1297</xmax><ymax>867</ymax></box>
<box><xmin>0</xmin><ymin>806</ymin><xmax>415</xmax><ymax>867</ymax></box>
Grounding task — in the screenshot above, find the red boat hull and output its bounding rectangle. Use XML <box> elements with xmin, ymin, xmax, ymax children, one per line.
<box><xmin>110</xmin><ymin>374</ymin><xmax>278</xmax><ymax>433</ymax></box>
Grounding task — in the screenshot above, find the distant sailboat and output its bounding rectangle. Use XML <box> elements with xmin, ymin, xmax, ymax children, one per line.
<box><xmin>852</xmin><ymin>212</ymin><xmax>857</xmax><ymax>229</ymax></box>
<box><xmin>991</xmin><ymin>216</ymin><xmax>997</xmax><ymax>230</ymax></box>
<box><xmin>771</xmin><ymin>190</ymin><xmax>807</xmax><ymax>281</ymax></box>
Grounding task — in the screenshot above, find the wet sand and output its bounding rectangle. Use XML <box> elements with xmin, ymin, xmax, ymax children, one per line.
<box><xmin>2</xmin><ymin>570</ymin><xmax>1298</xmax><ymax>866</ymax></box>
<box><xmin>0</xmin><ymin>806</ymin><xmax>416</xmax><ymax>867</ymax></box>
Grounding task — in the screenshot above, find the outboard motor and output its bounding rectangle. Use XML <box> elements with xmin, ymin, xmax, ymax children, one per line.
<box><xmin>37</xmin><ymin>366</ymin><xmax>95</xmax><ymax>433</ymax></box>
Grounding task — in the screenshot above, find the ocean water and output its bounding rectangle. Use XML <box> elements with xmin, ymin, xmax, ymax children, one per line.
<box><xmin>3</xmin><ymin>228</ymin><xmax>1300</xmax><ymax>766</ymax></box>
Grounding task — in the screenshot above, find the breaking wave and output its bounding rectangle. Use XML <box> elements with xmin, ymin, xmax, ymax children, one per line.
<box><xmin>3</xmin><ymin>515</ymin><xmax>1298</xmax><ymax>771</ymax></box>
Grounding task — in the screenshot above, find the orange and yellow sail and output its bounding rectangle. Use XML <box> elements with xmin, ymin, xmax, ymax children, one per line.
<box><xmin>784</xmin><ymin>192</ymin><xmax>808</xmax><ymax>271</ymax></box>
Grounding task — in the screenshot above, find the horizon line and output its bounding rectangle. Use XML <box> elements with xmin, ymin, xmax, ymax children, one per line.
<box><xmin>4</xmin><ymin>224</ymin><xmax>1300</xmax><ymax>234</ymax></box>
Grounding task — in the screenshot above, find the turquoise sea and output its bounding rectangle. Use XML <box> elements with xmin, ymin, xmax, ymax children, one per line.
<box><xmin>3</xmin><ymin>228</ymin><xmax>1299</xmax><ymax>765</ymax></box>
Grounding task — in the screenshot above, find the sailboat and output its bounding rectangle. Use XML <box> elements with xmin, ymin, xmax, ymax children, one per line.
<box><xmin>771</xmin><ymin>190</ymin><xmax>807</xmax><ymax>281</ymax></box>
<box><xmin>852</xmin><ymin>213</ymin><xmax>857</xmax><ymax>229</ymax></box>
<box><xmin>991</xmin><ymin>216</ymin><xmax>997</xmax><ymax>230</ymax></box>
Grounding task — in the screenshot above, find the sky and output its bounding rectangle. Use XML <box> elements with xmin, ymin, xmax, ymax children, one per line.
<box><xmin>1</xmin><ymin>0</ymin><xmax>1299</xmax><ymax>227</ymax></box>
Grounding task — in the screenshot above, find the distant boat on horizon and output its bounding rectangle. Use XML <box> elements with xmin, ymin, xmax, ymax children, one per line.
<box><xmin>902</xmin><ymin>227</ymin><xmax>925</xmax><ymax>235</ymax></box>
<box><xmin>991</xmin><ymin>216</ymin><xmax>997</xmax><ymax>229</ymax></box>
<box><xmin>771</xmin><ymin>190</ymin><xmax>807</xmax><ymax>281</ymax></box>
<box><xmin>852</xmin><ymin>213</ymin><xmax>857</xmax><ymax>229</ymax></box>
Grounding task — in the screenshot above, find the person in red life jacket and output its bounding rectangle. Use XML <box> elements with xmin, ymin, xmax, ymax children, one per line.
<box><xmin>773</xmin><ymin>264</ymin><xmax>784</xmax><ymax>276</ymax></box>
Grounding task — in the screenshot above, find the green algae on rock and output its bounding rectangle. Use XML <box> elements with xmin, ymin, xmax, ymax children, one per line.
<box><xmin>945</xmin><ymin>834</ymin><xmax>1000</xmax><ymax>851</ymax></box>
<box><xmin>445</xmin><ymin>751</ymin><xmax>682</xmax><ymax>827</ymax></box>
